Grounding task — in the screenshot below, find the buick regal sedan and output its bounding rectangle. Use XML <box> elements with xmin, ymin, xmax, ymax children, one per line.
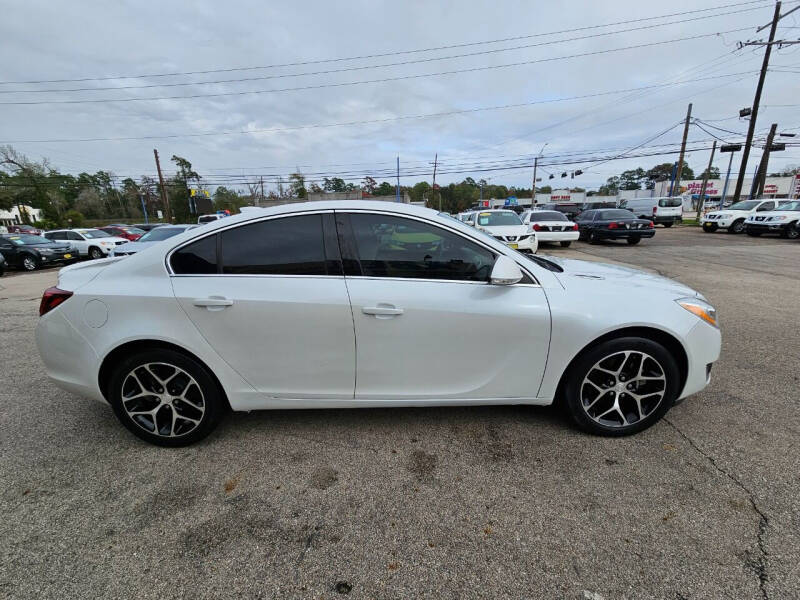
<box><xmin>35</xmin><ymin>201</ymin><xmax>720</xmax><ymax>446</ymax></box>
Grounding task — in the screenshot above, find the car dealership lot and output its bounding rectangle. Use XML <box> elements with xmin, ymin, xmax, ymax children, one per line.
<box><xmin>1</xmin><ymin>227</ymin><xmax>798</xmax><ymax>599</ymax></box>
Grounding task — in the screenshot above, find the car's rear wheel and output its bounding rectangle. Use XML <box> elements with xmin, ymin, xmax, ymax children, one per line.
<box><xmin>702</xmin><ymin>222</ymin><xmax>718</xmax><ymax>233</ymax></box>
<box><xmin>728</xmin><ymin>219</ymin><xmax>745</xmax><ymax>234</ymax></box>
<box><xmin>88</xmin><ymin>246</ymin><xmax>104</xmax><ymax>260</ymax></box>
<box><xmin>626</xmin><ymin>236</ymin><xmax>641</xmax><ymax>245</ymax></box>
<box><xmin>588</xmin><ymin>230</ymin><xmax>600</xmax><ymax>244</ymax></box>
<box><xmin>663</xmin><ymin>222</ymin><xmax>673</xmax><ymax>228</ymax></box>
<box><xmin>21</xmin><ymin>254</ymin><xmax>38</xmax><ymax>271</ymax></box>
<box><xmin>563</xmin><ymin>337</ymin><xmax>680</xmax><ymax>436</ymax></box>
<box><xmin>108</xmin><ymin>349</ymin><xmax>225</xmax><ymax>446</ymax></box>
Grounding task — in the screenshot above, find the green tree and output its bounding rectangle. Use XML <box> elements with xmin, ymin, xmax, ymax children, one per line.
<box><xmin>410</xmin><ymin>181</ymin><xmax>431</xmax><ymax>203</ymax></box>
<box><xmin>288</xmin><ymin>173</ymin><xmax>307</xmax><ymax>198</ymax></box>
<box><xmin>700</xmin><ymin>166</ymin><xmax>720</xmax><ymax>179</ymax></box>
<box><xmin>361</xmin><ymin>176</ymin><xmax>377</xmax><ymax>194</ymax></box>
<box><xmin>374</xmin><ymin>181</ymin><xmax>394</xmax><ymax>196</ymax></box>
<box><xmin>323</xmin><ymin>177</ymin><xmax>346</xmax><ymax>192</ymax></box>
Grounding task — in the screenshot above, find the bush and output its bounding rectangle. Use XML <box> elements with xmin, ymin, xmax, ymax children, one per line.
<box><xmin>64</xmin><ymin>209</ymin><xmax>85</xmax><ymax>228</ymax></box>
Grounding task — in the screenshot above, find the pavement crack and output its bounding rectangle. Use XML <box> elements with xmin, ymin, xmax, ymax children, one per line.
<box><xmin>664</xmin><ymin>418</ymin><xmax>770</xmax><ymax>600</ymax></box>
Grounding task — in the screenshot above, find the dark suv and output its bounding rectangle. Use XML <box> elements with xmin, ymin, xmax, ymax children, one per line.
<box><xmin>0</xmin><ymin>234</ymin><xmax>76</xmax><ymax>271</ymax></box>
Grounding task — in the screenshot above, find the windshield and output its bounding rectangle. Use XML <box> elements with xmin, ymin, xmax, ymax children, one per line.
<box><xmin>776</xmin><ymin>201</ymin><xmax>800</xmax><ymax>211</ymax></box>
<box><xmin>658</xmin><ymin>198</ymin><xmax>682</xmax><ymax>207</ymax></box>
<box><xmin>727</xmin><ymin>201</ymin><xmax>759</xmax><ymax>211</ymax></box>
<box><xmin>77</xmin><ymin>229</ymin><xmax>111</xmax><ymax>239</ymax></box>
<box><xmin>530</xmin><ymin>211</ymin><xmax>568</xmax><ymax>222</ymax></box>
<box><xmin>7</xmin><ymin>234</ymin><xmax>48</xmax><ymax>245</ymax></box>
<box><xmin>599</xmin><ymin>209</ymin><xmax>636</xmax><ymax>220</ymax></box>
<box><xmin>477</xmin><ymin>212</ymin><xmax>522</xmax><ymax>226</ymax></box>
<box><xmin>139</xmin><ymin>227</ymin><xmax>187</xmax><ymax>242</ymax></box>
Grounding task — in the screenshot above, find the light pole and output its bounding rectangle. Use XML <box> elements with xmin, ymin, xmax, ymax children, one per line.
<box><xmin>532</xmin><ymin>142</ymin><xmax>548</xmax><ymax>207</ymax></box>
<box><xmin>719</xmin><ymin>144</ymin><xmax>742</xmax><ymax>206</ymax></box>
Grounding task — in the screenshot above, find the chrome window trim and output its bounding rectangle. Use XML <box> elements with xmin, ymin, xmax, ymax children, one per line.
<box><xmin>165</xmin><ymin>207</ymin><xmax>541</xmax><ymax>286</ymax></box>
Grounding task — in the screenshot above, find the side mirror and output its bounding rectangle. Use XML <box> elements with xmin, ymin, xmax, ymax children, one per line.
<box><xmin>490</xmin><ymin>255</ymin><xmax>523</xmax><ymax>285</ymax></box>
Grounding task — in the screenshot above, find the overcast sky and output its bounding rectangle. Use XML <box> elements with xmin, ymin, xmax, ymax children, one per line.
<box><xmin>1</xmin><ymin>0</ymin><xmax>798</xmax><ymax>192</ymax></box>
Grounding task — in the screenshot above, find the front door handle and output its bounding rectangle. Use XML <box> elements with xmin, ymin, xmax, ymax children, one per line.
<box><xmin>193</xmin><ymin>296</ymin><xmax>233</xmax><ymax>311</ymax></box>
<box><xmin>362</xmin><ymin>304</ymin><xmax>404</xmax><ymax>317</ymax></box>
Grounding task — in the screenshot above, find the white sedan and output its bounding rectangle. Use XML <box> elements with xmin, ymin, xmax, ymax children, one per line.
<box><xmin>35</xmin><ymin>201</ymin><xmax>720</xmax><ymax>446</ymax></box>
<box><xmin>520</xmin><ymin>210</ymin><xmax>580</xmax><ymax>247</ymax></box>
<box><xmin>466</xmin><ymin>209</ymin><xmax>537</xmax><ymax>253</ymax></box>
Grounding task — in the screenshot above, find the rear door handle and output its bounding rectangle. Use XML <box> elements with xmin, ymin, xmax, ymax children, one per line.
<box><xmin>362</xmin><ymin>304</ymin><xmax>404</xmax><ymax>317</ymax></box>
<box><xmin>193</xmin><ymin>296</ymin><xmax>233</xmax><ymax>311</ymax></box>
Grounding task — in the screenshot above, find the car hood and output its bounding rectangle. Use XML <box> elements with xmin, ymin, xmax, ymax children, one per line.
<box><xmin>478</xmin><ymin>225</ymin><xmax>529</xmax><ymax>235</ymax></box>
<box><xmin>546</xmin><ymin>256</ymin><xmax>701</xmax><ymax>298</ymax></box>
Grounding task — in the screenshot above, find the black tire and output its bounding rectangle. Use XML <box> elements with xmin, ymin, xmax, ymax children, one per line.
<box><xmin>88</xmin><ymin>246</ymin><xmax>104</xmax><ymax>260</ymax></box>
<box><xmin>21</xmin><ymin>254</ymin><xmax>39</xmax><ymax>271</ymax></box>
<box><xmin>662</xmin><ymin>222</ymin><xmax>673</xmax><ymax>228</ymax></box>
<box><xmin>728</xmin><ymin>219</ymin><xmax>745</xmax><ymax>234</ymax></box>
<box><xmin>626</xmin><ymin>236</ymin><xmax>641</xmax><ymax>245</ymax></box>
<box><xmin>702</xmin><ymin>222</ymin><xmax>718</xmax><ymax>233</ymax></box>
<box><xmin>560</xmin><ymin>241</ymin><xmax>572</xmax><ymax>247</ymax></box>
<box><xmin>782</xmin><ymin>223</ymin><xmax>799</xmax><ymax>240</ymax></box>
<box><xmin>746</xmin><ymin>229</ymin><xmax>762</xmax><ymax>237</ymax></box>
<box><xmin>562</xmin><ymin>337</ymin><xmax>680</xmax><ymax>437</ymax></box>
<box><xmin>108</xmin><ymin>348</ymin><xmax>225</xmax><ymax>447</ymax></box>
<box><xmin>588</xmin><ymin>230</ymin><xmax>600</xmax><ymax>244</ymax></box>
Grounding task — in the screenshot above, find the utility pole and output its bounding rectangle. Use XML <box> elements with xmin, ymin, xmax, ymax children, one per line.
<box><xmin>753</xmin><ymin>123</ymin><xmax>778</xmax><ymax>197</ymax></box>
<box><xmin>259</xmin><ymin>176</ymin><xmax>265</xmax><ymax>205</ymax></box>
<box><xmin>153</xmin><ymin>149</ymin><xmax>171</xmax><ymax>222</ymax></box>
<box><xmin>673</xmin><ymin>103</ymin><xmax>693</xmax><ymax>196</ymax></box>
<box><xmin>532</xmin><ymin>157</ymin><xmax>539</xmax><ymax>206</ymax></box>
<box><xmin>396</xmin><ymin>156</ymin><xmax>401</xmax><ymax>202</ymax></box>
<box><xmin>697</xmin><ymin>140</ymin><xmax>717</xmax><ymax>216</ymax></box>
<box><xmin>732</xmin><ymin>1</ymin><xmax>782</xmax><ymax>203</ymax></box>
<box><xmin>432</xmin><ymin>153</ymin><xmax>439</xmax><ymax>210</ymax></box>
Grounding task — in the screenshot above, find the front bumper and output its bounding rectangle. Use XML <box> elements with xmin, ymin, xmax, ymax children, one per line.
<box><xmin>516</xmin><ymin>235</ymin><xmax>539</xmax><ymax>253</ymax></box>
<box><xmin>745</xmin><ymin>222</ymin><xmax>789</xmax><ymax>234</ymax></box>
<box><xmin>678</xmin><ymin>320</ymin><xmax>721</xmax><ymax>400</ymax></box>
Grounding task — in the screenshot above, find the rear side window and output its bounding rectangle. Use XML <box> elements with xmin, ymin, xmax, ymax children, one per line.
<box><xmin>220</xmin><ymin>214</ymin><xmax>328</xmax><ymax>275</ymax></box>
<box><xmin>658</xmin><ymin>198</ymin><xmax>682</xmax><ymax>207</ymax></box>
<box><xmin>171</xmin><ymin>235</ymin><xmax>218</xmax><ymax>274</ymax></box>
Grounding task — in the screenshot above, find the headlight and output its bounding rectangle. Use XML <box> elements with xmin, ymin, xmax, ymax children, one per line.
<box><xmin>100</xmin><ymin>241</ymin><xmax>114</xmax><ymax>246</ymax></box>
<box><xmin>676</xmin><ymin>297</ymin><xmax>718</xmax><ymax>328</ymax></box>
<box><xmin>715</xmin><ymin>213</ymin><xmax>730</xmax><ymax>218</ymax></box>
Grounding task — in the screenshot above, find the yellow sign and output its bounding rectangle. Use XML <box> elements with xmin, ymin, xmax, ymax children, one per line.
<box><xmin>190</xmin><ymin>189</ymin><xmax>210</xmax><ymax>197</ymax></box>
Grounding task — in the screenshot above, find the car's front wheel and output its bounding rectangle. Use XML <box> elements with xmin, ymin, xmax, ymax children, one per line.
<box><xmin>782</xmin><ymin>224</ymin><xmax>799</xmax><ymax>240</ymax></box>
<box><xmin>702</xmin><ymin>222</ymin><xmax>718</xmax><ymax>233</ymax></box>
<box><xmin>728</xmin><ymin>219</ymin><xmax>745</xmax><ymax>234</ymax></box>
<box><xmin>21</xmin><ymin>254</ymin><xmax>38</xmax><ymax>271</ymax></box>
<box><xmin>88</xmin><ymin>246</ymin><xmax>104</xmax><ymax>260</ymax></box>
<box><xmin>108</xmin><ymin>348</ymin><xmax>225</xmax><ymax>446</ymax></box>
<box><xmin>563</xmin><ymin>337</ymin><xmax>680</xmax><ymax>436</ymax></box>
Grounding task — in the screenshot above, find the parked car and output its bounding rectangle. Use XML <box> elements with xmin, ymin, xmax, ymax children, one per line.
<box><xmin>575</xmin><ymin>209</ymin><xmax>655</xmax><ymax>245</ymax></box>
<box><xmin>35</xmin><ymin>201</ymin><xmax>720</xmax><ymax>446</ymax></box>
<box><xmin>0</xmin><ymin>234</ymin><xmax>76</xmax><ymax>271</ymax></box>
<box><xmin>744</xmin><ymin>200</ymin><xmax>800</xmax><ymax>239</ymax></box>
<box><xmin>99</xmin><ymin>225</ymin><xmax>145</xmax><ymax>241</ymax></box>
<box><xmin>700</xmin><ymin>199</ymin><xmax>784</xmax><ymax>234</ymax></box>
<box><xmin>619</xmin><ymin>197</ymin><xmax>683</xmax><ymax>227</ymax></box>
<box><xmin>536</xmin><ymin>203</ymin><xmax>581</xmax><ymax>219</ymax></box>
<box><xmin>111</xmin><ymin>224</ymin><xmax>198</xmax><ymax>256</ymax></box>
<box><xmin>44</xmin><ymin>228</ymin><xmax>129</xmax><ymax>259</ymax></box>
<box><xmin>6</xmin><ymin>223</ymin><xmax>42</xmax><ymax>235</ymax></box>
<box><xmin>133</xmin><ymin>223</ymin><xmax>166</xmax><ymax>232</ymax></box>
<box><xmin>198</xmin><ymin>214</ymin><xmax>227</xmax><ymax>225</ymax></box>
<box><xmin>465</xmin><ymin>209</ymin><xmax>536</xmax><ymax>252</ymax></box>
<box><xmin>520</xmin><ymin>210</ymin><xmax>580</xmax><ymax>247</ymax></box>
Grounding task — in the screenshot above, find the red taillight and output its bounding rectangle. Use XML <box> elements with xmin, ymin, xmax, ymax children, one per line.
<box><xmin>532</xmin><ymin>224</ymin><xmax>542</xmax><ymax>231</ymax></box>
<box><xmin>608</xmin><ymin>222</ymin><xmax>619</xmax><ymax>229</ymax></box>
<box><xmin>652</xmin><ymin>206</ymin><xmax>658</xmax><ymax>214</ymax></box>
<box><xmin>648</xmin><ymin>221</ymin><xmax>655</xmax><ymax>228</ymax></box>
<box><xmin>572</xmin><ymin>223</ymin><xmax>579</xmax><ymax>231</ymax></box>
<box><xmin>39</xmin><ymin>287</ymin><xmax>73</xmax><ymax>316</ymax></box>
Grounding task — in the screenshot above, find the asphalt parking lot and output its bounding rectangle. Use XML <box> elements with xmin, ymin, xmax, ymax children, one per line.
<box><xmin>1</xmin><ymin>226</ymin><xmax>798</xmax><ymax>599</ymax></box>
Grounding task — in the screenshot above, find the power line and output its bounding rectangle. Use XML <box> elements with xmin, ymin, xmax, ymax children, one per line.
<box><xmin>0</xmin><ymin>0</ymin><xmax>773</xmax><ymax>86</ymax></box>
<box><xmin>0</xmin><ymin>27</ymin><xmax>753</xmax><ymax>106</ymax></box>
<box><xmin>0</xmin><ymin>7</ymin><xmax>767</xmax><ymax>95</ymax></box>
<box><xmin>0</xmin><ymin>71</ymin><xmax>759</xmax><ymax>143</ymax></box>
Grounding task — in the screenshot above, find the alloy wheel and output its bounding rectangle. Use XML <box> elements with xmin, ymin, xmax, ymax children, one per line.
<box><xmin>580</xmin><ymin>350</ymin><xmax>666</xmax><ymax>428</ymax></box>
<box><xmin>120</xmin><ymin>362</ymin><xmax>205</xmax><ymax>438</ymax></box>
<box><xmin>22</xmin><ymin>256</ymin><xmax>37</xmax><ymax>271</ymax></box>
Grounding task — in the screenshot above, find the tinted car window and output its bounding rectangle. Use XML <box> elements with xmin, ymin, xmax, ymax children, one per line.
<box><xmin>658</xmin><ymin>198</ymin><xmax>682</xmax><ymax>207</ymax></box>
<box><xmin>576</xmin><ymin>211</ymin><xmax>594</xmax><ymax>221</ymax></box>
<box><xmin>348</xmin><ymin>213</ymin><xmax>495</xmax><ymax>282</ymax></box>
<box><xmin>171</xmin><ymin>235</ymin><xmax>218</xmax><ymax>274</ymax></box>
<box><xmin>758</xmin><ymin>202</ymin><xmax>775</xmax><ymax>211</ymax></box>
<box><xmin>221</xmin><ymin>214</ymin><xmax>328</xmax><ymax>275</ymax></box>
<box><xmin>599</xmin><ymin>209</ymin><xmax>636</xmax><ymax>220</ymax></box>
<box><xmin>530</xmin><ymin>211</ymin><xmax>568</xmax><ymax>221</ymax></box>
<box><xmin>67</xmin><ymin>232</ymin><xmax>83</xmax><ymax>241</ymax></box>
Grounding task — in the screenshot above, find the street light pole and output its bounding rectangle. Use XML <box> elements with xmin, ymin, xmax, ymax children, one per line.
<box><xmin>532</xmin><ymin>143</ymin><xmax>547</xmax><ymax>207</ymax></box>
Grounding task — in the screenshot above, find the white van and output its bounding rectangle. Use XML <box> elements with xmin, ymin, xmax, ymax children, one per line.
<box><xmin>619</xmin><ymin>197</ymin><xmax>683</xmax><ymax>227</ymax></box>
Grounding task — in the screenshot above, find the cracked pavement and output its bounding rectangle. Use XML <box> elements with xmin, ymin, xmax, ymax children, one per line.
<box><xmin>1</xmin><ymin>227</ymin><xmax>798</xmax><ymax>599</ymax></box>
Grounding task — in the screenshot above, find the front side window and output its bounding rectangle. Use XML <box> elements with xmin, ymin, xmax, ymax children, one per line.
<box><xmin>347</xmin><ymin>213</ymin><xmax>495</xmax><ymax>282</ymax></box>
<box><xmin>221</xmin><ymin>214</ymin><xmax>330</xmax><ymax>275</ymax></box>
<box><xmin>757</xmin><ymin>202</ymin><xmax>775</xmax><ymax>211</ymax></box>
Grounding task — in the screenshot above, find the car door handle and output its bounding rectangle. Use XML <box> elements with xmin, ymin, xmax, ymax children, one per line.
<box><xmin>362</xmin><ymin>305</ymin><xmax>404</xmax><ymax>317</ymax></box>
<box><xmin>192</xmin><ymin>296</ymin><xmax>233</xmax><ymax>310</ymax></box>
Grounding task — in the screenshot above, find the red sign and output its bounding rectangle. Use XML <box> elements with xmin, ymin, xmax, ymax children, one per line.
<box><xmin>763</xmin><ymin>184</ymin><xmax>778</xmax><ymax>194</ymax></box>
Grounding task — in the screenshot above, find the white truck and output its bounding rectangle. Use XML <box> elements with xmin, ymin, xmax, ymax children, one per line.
<box><xmin>619</xmin><ymin>197</ymin><xmax>683</xmax><ymax>227</ymax></box>
<box><xmin>700</xmin><ymin>199</ymin><xmax>784</xmax><ymax>234</ymax></box>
